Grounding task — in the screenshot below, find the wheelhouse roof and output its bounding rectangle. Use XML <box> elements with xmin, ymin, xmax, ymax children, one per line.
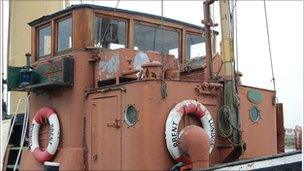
<box><xmin>28</xmin><ymin>4</ymin><xmax>205</xmax><ymax>31</ymax></box>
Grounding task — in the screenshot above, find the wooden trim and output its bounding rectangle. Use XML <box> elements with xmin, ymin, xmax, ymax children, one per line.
<box><xmin>53</xmin><ymin>12</ymin><xmax>73</xmax><ymax>22</ymax></box>
<box><xmin>87</xmin><ymin>9</ymin><xmax>94</xmax><ymax>47</ymax></box>
<box><xmin>185</xmin><ymin>31</ymin><xmax>203</xmax><ymax>36</ymax></box>
<box><xmin>31</xmin><ymin>27</ymin><xmax>36</xmax><ymax>62</ymax></box>
<box><xmin>51</xmin><ymin>20</ymin><xmax>56</xmax><ymax>56</ymax></box>
<box><xmin>128</xmin><ymin>18</ymin><xmax>134</xmax><ymax>48</ymax></box>
<box><xmin>181</xmin><ymin>29</ymin><xmax>186</xmax><ymax>63</ymax></box>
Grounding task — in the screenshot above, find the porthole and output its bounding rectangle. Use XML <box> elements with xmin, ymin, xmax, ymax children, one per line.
<box><xmin>125</xmin><ymin>105</ymin><xmax>138</xmax><ymax>126</ymax></box>
<box><xmin>249</xmin><ymin>106</ymin><xmax>261</xmax><ymax>123</ymax></box>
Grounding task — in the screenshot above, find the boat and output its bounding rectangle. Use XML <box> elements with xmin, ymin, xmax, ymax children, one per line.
<box><xmin>2</xmin><ymin>1</ymin><xmax>302</xmax><ymax>170</ymax></box>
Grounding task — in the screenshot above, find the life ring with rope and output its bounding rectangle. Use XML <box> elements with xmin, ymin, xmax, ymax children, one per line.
<box><xmin>165</xmin><ymin>100</ymin><xmax>216</xmax><ymax>163</ymax></box>
<box><xmin>29</xmin><ymin>107</ymin><xmax>60</xmax><ymax>163</ymax></box>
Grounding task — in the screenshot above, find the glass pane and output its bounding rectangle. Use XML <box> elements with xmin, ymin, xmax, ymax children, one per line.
<box><xmin>38</xmin><ymin>26</ymin><xmax>51</xmax><ymax>57</ymax></box>
<box><xmin>186</xmin><ymin>34</ymin><xmax>206</xmax><ymax>60</ymax></box>
<box><xmin>134</xmin><ymin>23</ymin><xmax>180</xmax><ymax>58</ymax></box>
<box><xmin>57</xmin><ymin>18</ymin><xmax>72</xmax><ymax>52</ymax></box>
<box><xmin>94</xmin><ymin>17</ymin><xmax>126</xmax><ymax>49</ymax></box>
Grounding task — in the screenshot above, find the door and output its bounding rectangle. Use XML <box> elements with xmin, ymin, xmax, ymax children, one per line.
<box><xmin>91</xmin><ymin>95</ymin><xmax>121</xmax><ymax>170</ymax></box>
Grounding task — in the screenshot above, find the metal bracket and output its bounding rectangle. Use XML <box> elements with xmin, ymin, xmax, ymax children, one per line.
<box><xmin>107</xmin><ymin>118</ymin><xmax>121</xmax><ymax>129</ymax></box>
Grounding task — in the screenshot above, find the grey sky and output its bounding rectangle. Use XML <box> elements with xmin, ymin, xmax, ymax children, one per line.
<box><xmin>1</xmin><ymin>0</ymin><xmax>303</xmax><ymax>128</ymax></box>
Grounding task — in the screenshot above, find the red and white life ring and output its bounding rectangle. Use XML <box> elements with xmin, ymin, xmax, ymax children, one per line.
<box><xmin>165</xmin><ymin>100</ymin><xmax>216</xmax><ymax>162</ymax></box>
<box><xmin>29</xmin><ymin>107</ymin><xmax>60</xmax><ymax>163</ymax></box>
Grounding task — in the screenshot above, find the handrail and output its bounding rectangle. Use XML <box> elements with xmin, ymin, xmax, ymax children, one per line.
<box><xmin>13</xmin><ymin>95</ymin><xmax>30</xmax><ymax>171</ymax></box>
<box><xmin>6</xmin><ymin>98</ymin><xmax>26</xmax><ymax>147</ymax></box>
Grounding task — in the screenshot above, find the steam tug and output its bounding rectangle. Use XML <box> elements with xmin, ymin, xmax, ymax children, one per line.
<box><xmin>4</xmin><ymin>1</ymin><xmax>302</xmax><ymax>170</ymax></box>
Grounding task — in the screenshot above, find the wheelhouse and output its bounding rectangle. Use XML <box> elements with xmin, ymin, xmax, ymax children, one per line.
<box><xmin>29</xmin><ymin>4</ymin><xmax>217</xmax><ymax>64</ymax></box>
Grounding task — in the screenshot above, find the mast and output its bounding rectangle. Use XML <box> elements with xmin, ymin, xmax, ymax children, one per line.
<box><xmin>202</xmin><ymin>0</ymin><xmax>215</xmax><ymax>81</ymax></box>
<box><xmin>219</xmin><ymin>0</ymin><xmax>234</xmax><ymax>79</ymax></box>
<box><xmin>218</xmin><ymin>0</ymin><xmax>245</xmax><ymax>162</ymax></box>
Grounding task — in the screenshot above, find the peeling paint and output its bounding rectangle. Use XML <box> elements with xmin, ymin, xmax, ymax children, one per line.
<box><xmin>99</xmin><ymin>53</ymin><xmax>120</xmax><ymax>78</ymax></box>
<box><xmin>134</xmin><ymin>51</ymin><xmax>150</xmax><ymax>70</ymax></box>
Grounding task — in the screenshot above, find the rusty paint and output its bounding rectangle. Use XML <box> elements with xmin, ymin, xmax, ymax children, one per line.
<box><xmin>276</xmin><ymin>103</ymin><xmax>285</xmax><ymax>153</ymax></box>
<box><xmin>179</xmin><ymin>125</ymin><xmax>210</xmax><ymax>169</ymax></box>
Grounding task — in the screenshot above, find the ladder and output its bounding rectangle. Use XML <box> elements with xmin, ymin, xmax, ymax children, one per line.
<box><xmin>3</xmin><ymin>97</ymin><xmax>29</xmax><ymax>171</ymax></box>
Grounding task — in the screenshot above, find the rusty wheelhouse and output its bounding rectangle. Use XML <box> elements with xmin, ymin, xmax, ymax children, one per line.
<box><xmin>4</xmin><ymin>2</ymin><xmax>297</xmax><ymax>171</ymax></box>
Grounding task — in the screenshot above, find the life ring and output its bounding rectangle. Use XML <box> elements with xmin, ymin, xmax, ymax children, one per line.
<box><xmin>29</xmin><ymin>107</ymin><xmax>60</xmax><ymax>163</ymax></box>
<box><xmin>165</xmin><ymin>100</ymin><xmax>216</xmax><ymax>162</ymax></box>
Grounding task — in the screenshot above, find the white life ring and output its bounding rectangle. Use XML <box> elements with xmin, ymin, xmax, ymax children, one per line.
<box><xmin>29</xmin><ymin>107</ymin><xmax>60</xmax><ymax>163</ymax></box>
<box><xmin>165</xmin><ymin>100</ymin><xmax>216</xmax><ymax>162</ymax></box>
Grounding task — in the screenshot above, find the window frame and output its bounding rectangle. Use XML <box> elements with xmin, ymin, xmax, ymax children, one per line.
<box><xmin>36</xmin><ymin>23</ymin><xmax>52</xmax><ymax>60</ymax></box>
<box><xmin>133</xmin><ymin>21</ymin><xmax>182</xmax><ymax>59</ymax></box>
<box><xmin>55</xmin><ymin>15</ymin><xmax>73</xmax><ymax>55</ymax></box>
<box><xmin>93</xmin><ymin>13</ymin><xmax>128</xmax><ymax>49</ymax></box>
<box><xmin>185</xmin><ymin>31</ymin><xmax>206</xmax><ymax>61</ymax></box>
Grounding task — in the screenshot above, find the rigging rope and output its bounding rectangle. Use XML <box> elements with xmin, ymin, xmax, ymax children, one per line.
<box><xmin>263</xmin><ymin>0</ymin><xmax>277</xmax><ymax>93</ymax></box>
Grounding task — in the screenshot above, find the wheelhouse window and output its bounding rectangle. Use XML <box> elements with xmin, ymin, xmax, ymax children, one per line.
<box><xmin>134</xmin><ymin>23</ymin><xmax>180</xmax><ymax>58</ymax></box>
<box><xmin>38</xmin><ymin>25</ymin><xmax>51</xmax><ymax>57</ymax></box>
<box><xmin>186</xmin><ymin>33</ymin><xmax>205</xmax><ymax>60</ymax></box>
<box><xmin>94</xmin><ymin>16</ymin><xmax>126</xmax><ymax>49</ymax></box>
<box><xmin>57</xmin><ymin>17</ymin><xmax>72</xmax><ymax>52</ymax></box>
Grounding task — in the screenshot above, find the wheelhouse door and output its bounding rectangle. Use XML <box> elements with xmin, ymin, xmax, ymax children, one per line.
<box><xmin>91</xmin><ymin>94</ymin><xmax>122</xmax><ymax>170</ymax></box>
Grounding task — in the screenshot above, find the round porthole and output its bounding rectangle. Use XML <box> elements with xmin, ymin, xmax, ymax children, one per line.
<box><xmin>125</xmin><ymin>105</ymin><xmax>138</xmax><ymax>126</ymax></box>
<box><xmin>249</xmin><ymin>106</ymin><xmax>261</xmax><ymax>123</ymax></box>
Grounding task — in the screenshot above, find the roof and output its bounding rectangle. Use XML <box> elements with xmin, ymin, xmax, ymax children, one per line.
<box><xmin>28</xmin><ymin>4</ymin><xmax>205</xmax><ymax>30</ymax></box>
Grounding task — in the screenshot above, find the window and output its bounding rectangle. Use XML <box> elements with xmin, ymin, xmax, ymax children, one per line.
<box><xmin>57</xmin><ymin>17</ymin><xmax>72</xmax><ymax>52</ymax></box>
<box><xmin>186</xmin><ymin>33</ymin><xmax>206</xmax><ymax>60</ymax></box>
<box><xmin>38</xmin><ymin>25</ymin><xmax>51</xmax><ymax>57</ymax></box>
<box><xmin>134</xmin><ymin>23</ymin><xmax>180</xmax><ymax>58</ymax></box>
<box><xmin>94</xmin><ymin>16</ymin><xmax>126</xmax><ymax>49</ymax></box>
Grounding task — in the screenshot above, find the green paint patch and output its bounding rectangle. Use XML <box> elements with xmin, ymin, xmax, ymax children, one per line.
<box><xmin>247</xmin><ymin>89</ymin><xmax>263</xmax><ymax>104</ymax></box>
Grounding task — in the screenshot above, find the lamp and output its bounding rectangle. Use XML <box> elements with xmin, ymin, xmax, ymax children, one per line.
<box><xmin>20</xmin><ymin>53</ymin><xmax>33</xmax><ymax>86</ymax></box>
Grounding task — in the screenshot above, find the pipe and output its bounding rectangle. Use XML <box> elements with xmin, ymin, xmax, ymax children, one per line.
<box><xmin>179</xmin><ymin>125</ymin><xmax>209</xmax><ymax>170</ymax></box>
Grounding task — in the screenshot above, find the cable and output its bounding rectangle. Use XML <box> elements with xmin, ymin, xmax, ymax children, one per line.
<box><xmin>263</xmin><ymin>0</ymin><xmax>277</xmax><ymax>92</ymax></box>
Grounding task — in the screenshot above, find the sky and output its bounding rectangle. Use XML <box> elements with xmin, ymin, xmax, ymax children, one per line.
<box><xmin>1</xmin><ymin>0</ymin><xmax>303</xmax><ymax>128</ymax></box>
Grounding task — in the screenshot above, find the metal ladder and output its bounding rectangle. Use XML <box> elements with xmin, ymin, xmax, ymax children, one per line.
<box><xmin>4</xmin><ymin>97</ymin><xmax>29</xmax><ymax>171</ymax></box>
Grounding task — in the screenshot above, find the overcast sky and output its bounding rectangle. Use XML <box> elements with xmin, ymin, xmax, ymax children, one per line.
<box><xmin>1</xmin><ymin>0</ymin><xmax>303</xmax><ymax>128</ymax></box>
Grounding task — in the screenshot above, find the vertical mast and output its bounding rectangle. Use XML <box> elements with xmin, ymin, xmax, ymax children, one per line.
<box><xmin>202</xmin><ymin>0</ymin><xmax>215</xmax><ymax>81</ymax></box>
<box><xmin>219</xmin><ymin>0</ymin><xmax>234</xmax><ymax>79</ymax></box>
<box><xmin>218</xmin><ymin>0</ymin><xmax>245</xmax><ymax>161</ymax></box>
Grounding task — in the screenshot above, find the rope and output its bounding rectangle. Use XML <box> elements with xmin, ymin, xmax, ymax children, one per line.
<box><xmin>263</xmin><ymin>0</ymin><xmax>277</xmax><ymax>92</ymax></box>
